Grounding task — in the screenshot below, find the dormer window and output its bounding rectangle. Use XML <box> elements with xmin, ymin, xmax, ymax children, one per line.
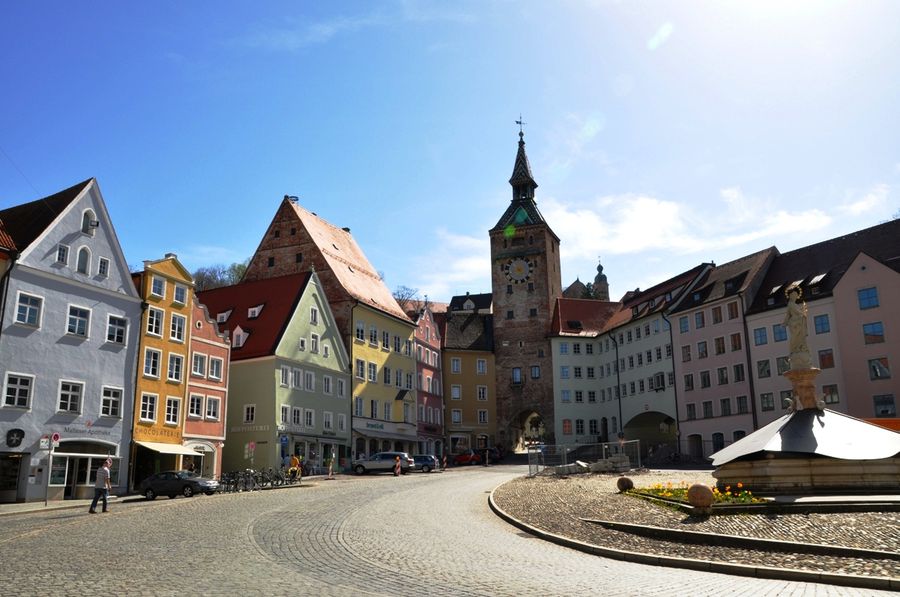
<box><xmin>248</xmin><ymin>304</ymin><xmax>264</xmax><ymax>319</ymax></box>
<box><xmin>463</xmin><ymin>299</ymin><xmax>475</xmax><ymax>310</ymax></box>
<box><xmin>216</xmin><ymin>310</ymin><xmax>232</xmax><ymax>323</ymax></box>
<box><xmin>81</xmin><ymin>210</ymin><xmax>98</xmax><ymax>235</ymax></box>
<box><xmin>233</xmin><ymin>326</ymin><xmax>247</xmax><ymax>348</ymax></box>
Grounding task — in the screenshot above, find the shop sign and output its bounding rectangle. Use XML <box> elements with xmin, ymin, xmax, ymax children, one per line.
<box><xmin>6</xmin><ymin>428</ymin><xmax>24</xmax><ymax>448</ymax></box>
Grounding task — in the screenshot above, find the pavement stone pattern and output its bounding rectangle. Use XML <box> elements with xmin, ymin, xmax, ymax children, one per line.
<box><xmin>0</xmin><ymin>465</ymin><xmax>894</xmax><ymax>596</ymax></box>
<box><xmin>491</xmin><ymin>469</ymin><xmax>900</xmax><ymax>583</ymax></box>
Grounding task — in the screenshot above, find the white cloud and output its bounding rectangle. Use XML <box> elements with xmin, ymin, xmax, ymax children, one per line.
<box><xmin>647</xmin><ymin>22</ymin><xmax>674</xmax><ymax>51</ymax></box>
<box><xmin>409</xmin><ymin>228</ymin><xmax>491</xmax><ymax>300</ymax></box>
<box><xmin>545</xmin><ymin>113</ymin><xmax>609</xmax><ymax>181</ymax></box>
<box><xmin>837</xmin><ymin>183</ymin><xmax>889</xmax><ymax>216</ymax></box>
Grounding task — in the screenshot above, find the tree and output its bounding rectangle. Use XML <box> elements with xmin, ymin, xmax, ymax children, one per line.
<box><xmin>192</xmin><ymin>259</ymin><xmax>249</xmax><ymax>291</ymax></box>
<box><xmin>393</xmin><ymin>285</ymin><xmax>424</xmax><ymax>312</ymax></box>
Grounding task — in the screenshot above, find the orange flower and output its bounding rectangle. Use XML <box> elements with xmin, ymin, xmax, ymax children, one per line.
<box><xmin>736</xmin><ymin>482</ymin><xmax>743</xmax><ymax>489</ymax></box>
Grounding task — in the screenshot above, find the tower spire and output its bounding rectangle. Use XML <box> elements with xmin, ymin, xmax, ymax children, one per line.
<box><xmin>509</xmin><ymin>119</ymin><xmax>537</xmax><ymax>201</ymax></box>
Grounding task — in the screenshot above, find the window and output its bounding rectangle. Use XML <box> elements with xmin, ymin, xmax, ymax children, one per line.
<box><xmin>780</xmin><ymin>390</ymin><xmax>793</xmax><ymax>409</ymax></box>
<box><xmin>574</xmin><ymin>367</ymin><xmax>582</xmax><ymax>379</ymax></box>
<box><xmin>733</xmin><ymin>363</ymin><xmax>745</xmax><ymax>383</ymax></box>
<box><xmin>323</xmin><ymin>411</ymin><xmax>333</xmax><ymax>430</ymax></box>
<box><xmin>367</xmin><ymin>363</ymin><xmax>377</xmax><ymax>382</ymax></box>
<box><xmin>628</xmin><ymin>356</ymin><xmax>634</xmax><ymax>369</ymax></box>
<box><xmin>355</xmin><ymin>359</ymin><xmax>365</xmax><ymax>379</ymax></box>
<box><xmin>775</xmin><ymin>354</ymin><xmax>791</xmax><ymax>375</ymax></box>
<box><xmin>451</xmin><ymin>385</ymin><xmax>461</xmax><ymax>400</ymax></box>
<box><xmin>147</xmin><ymin>308</ymin><xmax>164</xmax><ymax>336</ymax></box>
<box><xmin>686</xmin><ymin>404</ymin><xmax>696</xmax><ymax>420</ymax></box>
<box><xmin>575</xmin><ymin>419</ymin><xmax>584</xmax><ymax>435</ymax></box>
<box><xmin>98</xmin><ymin>257</ymin><xmax>110</xmax><ymax>277</ymax></box>
<box><xmin>193</xmin><ymin>353</ymin><xmax>208</xmax><ymax>377</ymax></box>
<box><xmin>757</xmin><ymin>359</ymin><xmax>771</xmax><ymax>379</ymax></box>
<box><xmin>560</xmin><ymin>366</ymin><xmax>570</xmax><ymax>379</ymax></box>
<box><xmin>190</xmin><ymin>395</ymin><xmax>204</xmax><ymax>418</ymax></box>
<box><xmin>173</xmin><ymin>285</ymin><xmax>187</xmax><ymax>305</ymax></box>
<box><xmin>56</xmin><ymin>244</ymin><xmax>69</xmax><ymax>265</ymax></box>
<box><xmin>575</xmin><ymin>390</ymin><xmax>584</xmax><ymax>403</ymax></box>
<box><xmin>67</xmin><ymin>306</ymin><xmax>90</xmax><ymax>337</ymax></box>
<box><xmin>869</xmin><ymin>357</ymin><xmax>891</xmax><ymax>380</ymax></box>
<box><xmin>206</xmin><ymin>397</ymin><xmax>220</xmax><ymax>420</ymax></box>
<box><xmin>714</xmin><ymin>337</ymin><xmax>725</xmax><ymax>355</ymax></box>
<box><xmin>873</xmin><ymin>394</ymin><xmax>896</xmax><ymax>417</ymax></box>
<box><xmin>382</xmin><ymin>331</ymin><xmax>390</xmax><ymax>349</ymax></box>
<box><xmin>683</xmin><ymin>374</ymin><xmax>694</xmax><ymax>391</ymax></box>
<box><xmin>293</xmin><ymin>406</ymin><xmax>304</xmax><ymax>425</ymax></box>
<box><xmin>818</xmin><ymin>349</ymin><xmax>834</xmax><ymax>369</ymax></box>
<box><xmin>106</xmin><ymin>316</ymin><xmax>127</xmax><ymax>344</ymax></box>
<box><xmin>170</xmin><ymin>314</ymin><xmax>186</xmax><ymax>342</ymax></box>
<box><xmin>478</xmin><ymin>410</ymin><xmax>488</xmax><ymax>424</ymax></box>
<box><xmin>727</xmin><ymin>301</ymin><xmax>739</xmax><ymax>320</ymax></box>
<box><xmin>338</xmin><ymin>414</ymin><xmax>346</xmax><ymax>432</ymax></box>
<box><xmin>823</xmin><ymin>385</ymin><xmax>839</xmax><ymax>404</ymax></box>
<box><xmin>562</xmin><ymin>419</ymin><xmax>573</xmax><ymax>435</ymax></box>
<box><xmin>753</xmin><ymin>328</ymin><xmax>768</xmax><ymax>346</ymax></box>
<box><xmin>702</xmin><ymin>401</ymin><xmax>713</xmax><ymax>418</ymax></box>
<box><xmin>311</xmin><ymin>334</ymin><xmax>319</xmax><ymax>353</ymax></box>
<box><xmin>712</xmin><ymin>306</ymin><xmax>723</xmax><ymax>324</ymax></box>
<box><xmin>337</xmin><ymin>379</ymin><xmax>346</xmax><ymax>397</ymax></box>
<box><xmin>681</xmin><ymin>345</ymin><xmax>692</xmax><ymax>362</ymax></box>
<box><xmin>151</xmin><ymin>276</ymin><xmax>165</xmax><ymax>298</ymax></box>
<box><xmin>368</xmin><ymin>326</ymin><xmax>377</xmax><ymax>344</ymax></box>
<box><xmin>476</xmin><ymin>359</ymin><xmax>487</xmax><ymax>375</ymax></box>
<box><xmin>477</xmin><ymin>386</ymin><xmax>487</xmax><ymax>401</ymax></box>
<box><xmin>298</xmin><ymin>338</ymin><xmax>307</xmax><ymax>351</ymax></box>
<box><xmin>144</xmin><ymin>348</ymin><xmax>161</xmax><ymax>378</ymax></box>
<box><xmin>355</xmin><ymin>321</ymin><xmax>365</xmax><ymax>341</ymax></box>
<box><xmin>209</xmin><ymin>358</ymin><xmax>223</xmax><ymax>381</ymax></box>
<box><xmin>587</xmin><ymin>367</ymin><xmax>595</xmax><ymax>379</ymax></box>
<box><xmin>451</xmin><ymin>358</ymin><xmax>461</xmax><ymax>374</ymax></box>
<box><xmin>304</xmin><ymin>371</ymin><xmax>315</xmax><ymax>391</ymax></box>
<box><xmin>168</xmin><ymin>354</ymin><xmax>184</xmax><ymax>382</ymax></box>
<box><xmin>694</xmin><ymin>311</ymin><xmax>705</xmax><ymax>329</ymax></box>
<box><xmin>166</xmin><ymin>396</ymin><xmax>181</xmax><ymax>425</ymax></box>
<box><xmin>814</xmin><ymin>314</ymin><xmax>830</xmax><ymax>334</ymax></box>
<box><xmin>679</xmin><ymin>316</ymin><xmax>689</xmax><ymax>333</ymax></box>
<box><xmin>588</xmin><ymin>391</ymin><xmax>596</xmax><ymax>403</ymax></box>
<box><xmin>700</xmin><ymin>371</ymin><xmax>711</xmax><ymax>388</ymax></box>
<box><xmin>4</xmin><ymin>373</ymin><xmax>34</xmax><ymax>408</ymax></box>
<box><xmin>730</xmin><ymin>333</ymin><xmax>742</xmax><ymax>352</ymax></box>
<box><xmin>737</xmin><ymin>395</ymin><xmax>749</xmax><ymax>414</ymax></box>
<box><xmin>140</xmin><ymin>393</ymin><xmax>157</xmax><ymax>421</ymax></box>
<box><xmin>863</xmin><ymin>322</ymin><xmax>885</xmax><ymax>344</ymax></box>
<box><xmin>101</xmin><ymin>387</ymin><xmax>122</xmax><ymax>417</ymax></box>
<box><xmin>451</xmin><ymin>409</ymin><xmax>462</xmax><ymax>424</ymax></box>
<box><xmin>16</xmin><ymin>293</ymin><xmax>42</xmax><ymax>327</ymax></box>
<box><xmin>773</xmin><ymin>324</ymin><xmax>787</xmax><ymax>342</ymax></box>
<box><xmin>323</xmin><ymin>375</ymin><xmax>332</xmax><ymax>395</ymax></box>
<box><xmin>561</xmin><ymin>390</ymin><xmax>571</xmax><ymax>403</ymax></box>
<box><xmin>244</xmin><ymin>404</ymin><xmax>256</xmax><ymax>423</ymax></box>
<box><xmin>58</xmin><ymin>381</ymin><xmax>83</xmax><ymax>413</ymax></box>
<box><xmin>394</xmin><ymin>336</ymin><xmax>401</xmax><ymax>352</ymax></box>
<box><xmin>717</xmin><ymin>367</ymin><xmax>728</xmax><ymax>385</ymax></box>
<box><xmin>697</xmin><ymin>341</ymin><xmax>708</xmax><ymax>359</ymax></box>
<box><xmin>589</xmin><ymin>419</ymin><xmax>598</xmax><ymax>435</ymax></box>
<box><xmin>573</xmin><ymin>343</ymin><xmax>581</xmax><ymax>354</ymax></box>
<box><xmin>857</xmin><ymin>287</ymin><xmax>879</xmax><ymax>310</ymax></box>
<box><xmin>292</xmin><ymin>369</ymin><xmax>302</xmax><ymax>388</ymax></box>
<box><xmin>530</xmin><ymin>366</ymin><xmax>541</xmax><ymax>379</ymax></box>
<box><xmin>720</xmin><ymin>398</ymin><xmax>731</xmax><ymax>416</ymax></box>
<box><xmin>511</xmin><ymin>368</ymin><xmax>522</xmax><ymax>384</ymax></box>
<box><xmin>281</xmin><ymin>404</ymin><xmax>290</xmax><ymax>423</ymax></box>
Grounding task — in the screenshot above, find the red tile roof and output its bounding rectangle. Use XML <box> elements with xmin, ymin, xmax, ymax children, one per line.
<box><xmin>551</xmin><ymin>298</ymin><xmax>620</xmax><ymax>336</ymax></box>
<box><xmin>288</xmin><ymin>201</ymin><xmax>411</xmax><ymax>322</ymax></box>
<box><xmin>197</xmin><ymin>273</ymin><xmax>312</xmax><ymax>361</ymax></box>
<box><xmin>0</xmin><ymin>219</ymin><xmax>16</xmax><ymax>253</ymax></box>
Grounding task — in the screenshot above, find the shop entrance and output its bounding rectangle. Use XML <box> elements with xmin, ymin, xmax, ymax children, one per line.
<box><xmin>0</xmin><ymin>453</ymin><xmax>24</xmax><ymax>503</ymax></box>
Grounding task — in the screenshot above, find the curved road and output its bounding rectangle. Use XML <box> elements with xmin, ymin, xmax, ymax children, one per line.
<box><xmin>0</xmin><ymin>464</ymin><xmax>882</xmax><ymax>596</ymax></box>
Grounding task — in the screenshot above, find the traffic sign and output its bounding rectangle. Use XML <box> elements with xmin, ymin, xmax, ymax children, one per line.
<box><xmin>51</xmin><ymin>432</ymin><xmax>61</xmax><ymax>447</ymax></box>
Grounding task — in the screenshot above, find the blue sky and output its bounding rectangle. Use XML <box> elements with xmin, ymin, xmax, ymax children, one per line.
<box><xmin>2</xmin><ymin>1</ymin><xmax>898</xmax><ymax>302</ymax></box>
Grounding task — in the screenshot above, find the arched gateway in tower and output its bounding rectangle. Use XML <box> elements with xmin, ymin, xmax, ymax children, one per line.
<box><xmin>490</xmin><ymin>131</ymin><xmax>563</xmax><ymax>451</ymax></box>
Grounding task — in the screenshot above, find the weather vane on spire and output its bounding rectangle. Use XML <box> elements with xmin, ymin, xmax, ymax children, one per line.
<box><xmin>516</xmin><ymin>114</ymin><xmax>526</xmax><ymax>135</ymax></box>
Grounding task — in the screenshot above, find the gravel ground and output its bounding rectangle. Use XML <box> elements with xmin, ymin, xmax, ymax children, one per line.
<box><xmin>492</xmin><ymin>470</ymin><xmax>900</xmax><ymax>580</ymax></box>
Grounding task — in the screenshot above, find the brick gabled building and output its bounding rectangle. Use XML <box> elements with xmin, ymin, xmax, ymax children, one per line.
<box><xmin>242</xmin><ymin>198</ymin><xmax>418</xmax><ymax>457</ymax></box>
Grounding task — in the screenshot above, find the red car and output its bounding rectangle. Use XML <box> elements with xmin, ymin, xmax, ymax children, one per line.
<box><xmin>453</xmin><ymin>450</ymin><xmax>482</xmax><ymax>466</ymax></box>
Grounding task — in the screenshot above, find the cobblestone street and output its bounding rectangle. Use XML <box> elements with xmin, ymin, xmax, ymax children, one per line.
<box><xmin>0</xmin><ymin>465</ymin><xmax>892</xmax><ymax>596</ymax></box>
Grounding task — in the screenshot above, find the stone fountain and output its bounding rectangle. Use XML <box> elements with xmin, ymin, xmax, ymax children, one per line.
<box><xmin>711</xmin><ymin>285</ymin><xmax>900</xmax><ymax>494</ymax></box>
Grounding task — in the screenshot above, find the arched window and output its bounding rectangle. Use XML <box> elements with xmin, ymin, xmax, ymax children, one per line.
<box><xmin>82</xmin><ymin>210</ymin><xmax>97</xmax><ymax>235</ymax></box>
<box><xmin>76</xmin><ymin>247</ymin><xmax>90</xmax><ymax>274</ymax></box>
<box><xmin>712</xmin><ymin>432</ymin><xmax>725</xmax><ymax>452</ymax></box>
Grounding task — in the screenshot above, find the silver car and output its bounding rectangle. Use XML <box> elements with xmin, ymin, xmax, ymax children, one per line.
<box><xmin>352</xmin><ymin>451</ymin><xmax>413</xmax><ymax>475</ymax></box>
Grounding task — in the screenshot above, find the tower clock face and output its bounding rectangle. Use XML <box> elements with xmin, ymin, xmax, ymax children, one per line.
<box><xmin>504</xmin><ymin>257</ymin><xmax>534</xmax><ymax>283</ymax></box>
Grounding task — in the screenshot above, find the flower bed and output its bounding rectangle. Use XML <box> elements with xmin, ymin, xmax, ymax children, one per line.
<box><xmin>631</xmin><ymin>481</ymin><xmax>765</xmax><ymax>505</ymax></box>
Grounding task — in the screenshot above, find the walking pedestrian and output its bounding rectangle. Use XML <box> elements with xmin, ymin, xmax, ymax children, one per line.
<box><xmin>289</xmin><ymin>453</ymin><xmax>300</xmax><ymax>482</ymax></box>
<box><xmin>89</xmin><ymin>458</ymin><xmax>112</xmax><ymax>514</ymax></box>
<box><xmin>393</xmin><ymin>456</ymin><xmax>401</xmax><ymax>476</ymax></box>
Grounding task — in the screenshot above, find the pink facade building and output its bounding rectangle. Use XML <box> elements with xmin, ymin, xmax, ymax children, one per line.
<box><xmin>406</xmin><ymin>304</ymin><xmax>445</xmax><ymax>456</ymax></box>
<box><xmin>182</xmin><ymin>295</ymin><xmax>230</xmax><ymax>478</ymax></box>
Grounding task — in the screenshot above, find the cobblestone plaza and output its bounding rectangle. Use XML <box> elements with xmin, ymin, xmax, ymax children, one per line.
<box><xmin>2</xmin><ymin>465</ymin><xmax>894</xmax><ymax>596</ymax></box>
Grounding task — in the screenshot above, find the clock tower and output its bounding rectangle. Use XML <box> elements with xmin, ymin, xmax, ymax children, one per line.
<box><xmin>490</xmin><ymin>131</ymin><xmax>562</xmax><ymax>450</ymax></box>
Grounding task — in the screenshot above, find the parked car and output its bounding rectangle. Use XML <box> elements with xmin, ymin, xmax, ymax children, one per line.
<box><xmin>452</xmin><ymin>450</ymin><xmax>482</xmax><ymax>466</ymax></box>
<box><xmin>352</xmin><ymin>452</ymin><xmax>413</xmax><ymax>475</ymax></box>
<box><xmin>412</xmin><ymin>454</ymin><xmax>440</xmax><ymax>473</ymax></box>
<box><xmin>139</xmin><ymin>470</ymin><xmax>219</xmax><ymax>500</ymax></box>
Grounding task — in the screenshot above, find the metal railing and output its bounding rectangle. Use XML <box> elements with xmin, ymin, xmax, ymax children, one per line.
<box><xmin>526</xmin><ymin>440</ymin><xmax>641</xmax><ymax>476</ymax></box>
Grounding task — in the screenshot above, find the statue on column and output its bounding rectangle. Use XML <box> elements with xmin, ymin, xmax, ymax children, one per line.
<box><xmin>783</xmin><ymin>284</ymin><xmax>812</xmax><ymax>370</ymax></box>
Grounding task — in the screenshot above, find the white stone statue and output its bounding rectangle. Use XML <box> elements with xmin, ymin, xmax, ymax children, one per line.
<box><xmin>783</xmin><ymin>284</ymin><xmax>812</xmax><ymax>370</ymax></box>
